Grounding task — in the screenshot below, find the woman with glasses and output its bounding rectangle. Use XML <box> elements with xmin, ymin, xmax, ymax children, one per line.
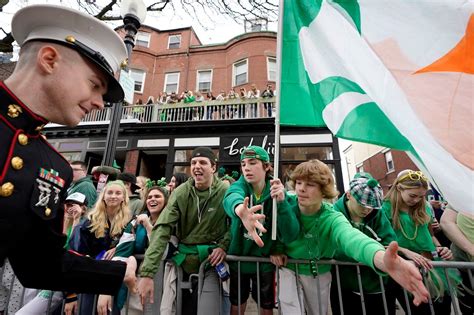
<box><xmin>383</xmin><ymin>170</ymin><xmax>458</xmax><ymax>315</ymax></box>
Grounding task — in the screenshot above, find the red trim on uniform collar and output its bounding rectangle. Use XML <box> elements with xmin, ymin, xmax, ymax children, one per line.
<box><xmin>0</xmin><ymin>81</ymin><xmax>49</xmax><ymax>124</ymax></box>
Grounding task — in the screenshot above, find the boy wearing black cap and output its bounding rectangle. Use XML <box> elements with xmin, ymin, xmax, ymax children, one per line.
<box><xmin>223</xmin><ymin>145</ymin><xmax>299</xmax><ymax>315</ymax></box>
<box><xmin>0</xmin><ymin>4</ymin><xmax>136</xmax><ymax>296</ymax></box>
<box><xmin>138</xmin><ymin>147</ymin><xmax>230</xmax><ymax>315</ymax></box>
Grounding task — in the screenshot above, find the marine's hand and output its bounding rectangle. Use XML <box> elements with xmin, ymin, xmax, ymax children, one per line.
<box><xmin>124</xmin><ymin>256</ymin><xmax>138</xmax><ymax>294</ymax></box>
<box><xmin>64</xmin><ymin>301</ymin><xmax>77</xmax><ymax>315</ymax></box>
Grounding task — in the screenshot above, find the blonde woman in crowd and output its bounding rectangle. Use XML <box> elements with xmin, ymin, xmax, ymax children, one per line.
<box><xmin>98</xmin><ymin>182</ymin><xmax>170</xmax><ymax>315</ymax></box>
<box><xmin>383</xmin><ymin>170</ymin><xmax>458</xmax><ymax>315</ymax></box>
<box><xmin>65</xmin><ymin>181</ymin><xmax>132</xmax><ymax>315</ymax></box>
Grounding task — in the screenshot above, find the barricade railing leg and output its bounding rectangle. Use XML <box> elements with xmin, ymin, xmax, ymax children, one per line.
<box><xmin>334</xmin><ymin>264</ymin><xmax>344</xmax><ymax>315</ymax></box>
<box><xmin>378</xmin><ymin>273</ymin><xmax>389</xmax><ymax>315</ymax></box>
<box><xmin>256</xmin><ymin>261</ymin><xmax>261</xmax><ymax>315</ymax></box>
<box><xmin>355</xmin><ymin>265</ymin><xmax>367</xmax><ymax>315</ymax></box>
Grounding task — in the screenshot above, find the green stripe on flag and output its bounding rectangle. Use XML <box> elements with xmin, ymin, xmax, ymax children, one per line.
<box><xmin>331</xmin><ymin>0</ymin><xmax>361</xmax><ymax>33</ymax></box>
<box><xmin>335</xmin><ymin>102</ymin><xmax>412</xmax><ymax>151</ymax></box>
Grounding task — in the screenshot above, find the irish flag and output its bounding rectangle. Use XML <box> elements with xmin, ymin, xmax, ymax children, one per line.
<box><xmin>279</xmin><ymin>0</ymin><xmax>473</xmax><ymax>214</ymax></box>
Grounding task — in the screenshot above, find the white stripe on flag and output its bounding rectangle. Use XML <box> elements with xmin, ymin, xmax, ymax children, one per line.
<box><xmin>322</xmin><ymin>92</ymin><xmax>372</xmax><ymax>132</ymax></box>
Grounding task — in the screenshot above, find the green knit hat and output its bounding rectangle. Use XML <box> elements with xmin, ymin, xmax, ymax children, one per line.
<box><xmin>240</xmin><ymin>146</ymin><xmax>270</xmax><ymax>162</ymax></box>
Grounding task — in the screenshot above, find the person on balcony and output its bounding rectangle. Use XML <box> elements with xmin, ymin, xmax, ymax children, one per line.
<box><xmin>261</xmin><ymin>83</ymin><xmax>274</xmax><ymax>118</ymax></box>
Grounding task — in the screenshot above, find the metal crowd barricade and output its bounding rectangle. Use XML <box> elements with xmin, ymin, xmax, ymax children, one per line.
<box><xmin>1</xmin><ymin>256</ymin><xmax>473</xmax><ymax>314</ymax></box>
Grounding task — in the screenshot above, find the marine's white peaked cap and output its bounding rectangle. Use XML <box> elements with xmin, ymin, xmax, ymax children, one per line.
<box><xmin>11</xmin><ymin>4</ymin><xmax>128</xmax><ymax>103</ymax></box>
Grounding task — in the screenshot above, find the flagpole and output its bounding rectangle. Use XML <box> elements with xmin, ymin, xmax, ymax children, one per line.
<box><xmin>272</xmin><ymin>0</ymin><xmax>285</xmax><ymax>240</ymax></box>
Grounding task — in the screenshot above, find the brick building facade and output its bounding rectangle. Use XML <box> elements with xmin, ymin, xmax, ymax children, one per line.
<box><xmin>116</xmin><ymin>25</ymin><xmax>277</xmax><ymax>104</ymax></box>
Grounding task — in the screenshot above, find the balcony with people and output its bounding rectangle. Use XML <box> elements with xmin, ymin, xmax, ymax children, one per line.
<box><xmin>80</xmin><ymin>84</ymin><xmax>276</xmax><ymax>125</ymax></box>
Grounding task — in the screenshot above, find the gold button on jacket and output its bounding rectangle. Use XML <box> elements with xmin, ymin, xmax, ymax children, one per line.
<box><xmin>18</xmin><ymin>134</ymin><xmax>28</xmax><ymax>145</ymax></box>
<box><xmin>11</xmin><ymin>156</ymin><xmax>24</xmax><ymax>170</ymax></box>
<box><xmin>0</xmin><ymin>182</ymin><xmax>14</xmax><ymax>197</ymax></box>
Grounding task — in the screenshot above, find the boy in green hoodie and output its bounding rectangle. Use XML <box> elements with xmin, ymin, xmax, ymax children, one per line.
<box><xmin>223</xmin><ymin>145</ymin><xmax>299</xmax><ymax>315</ymax></box>
<box><xmin>274</xmin><ymin>160</ymin><xmax>429</xmax><ymax>315</ymax></box>
<box><xmin>330</xmin><ymin>172</ymin><xmax>397</xmax><ymax>315</ymax></box>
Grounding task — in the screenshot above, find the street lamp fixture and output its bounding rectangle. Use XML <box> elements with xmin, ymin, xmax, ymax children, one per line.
<box><xmin>102</xmin><ymin>0</ymin><xmax>146</xmax><ymax>167</ymax></box>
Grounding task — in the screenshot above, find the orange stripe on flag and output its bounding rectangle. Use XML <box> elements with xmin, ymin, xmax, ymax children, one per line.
<box><xmin>415</xmin><ymin>14</ymin><xmax>473</xmax><ymax>74</ymax></box>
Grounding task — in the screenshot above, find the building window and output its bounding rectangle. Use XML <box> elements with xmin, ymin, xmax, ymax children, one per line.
<box><xmin>164</xmin><ymin>72</ymin><xmax>180</xmax><ymax>93</ymax></box>
<box><xmin>267</xmin><ymin>57</ymin><xmax>276</xmax><ymax>82</ymax></box>
<box><xmin>385</xmin><ymin>151</ymin><xmax>395</xmax><ymax>172</ymax></box>
<box><xmin>168</xmin><ymin>34</ymin><xmax>181</xmax><ymax>49</ymax></box>
<box><xmin>136</xmin><ymin>31</ymin><xmax>151</xmax><ymax>47</ymax></box>
<box><xmin>130</xmin><ymin>69</ymin><xmax>146</xmax><ymax>93</ymax></box>
<box><xmin>197</xmin><ymin>70</ymin><xmax>212</xmax><ymax>92</ymax></box>
<box><xmin>233</xmin><ymin>59</ymin><xmax>248</xmax><ymax>86</ymax></box>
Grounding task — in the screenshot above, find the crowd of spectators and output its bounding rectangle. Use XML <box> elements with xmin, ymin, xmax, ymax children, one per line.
<box><xmin>131</xmin><ymin>83</ymin><xmax>276</xmax><ymax>121</ymax></box>
<box><xmin>1</xmin><ymin>153</ymin><xmax>473</xmax><ymax>315</ymax></box>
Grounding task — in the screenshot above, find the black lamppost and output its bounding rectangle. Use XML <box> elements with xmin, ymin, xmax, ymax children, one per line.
<box><xmin>102</xmin><ymin>0</ymin><xmax>147</xmax><ymax>167</ymax></box>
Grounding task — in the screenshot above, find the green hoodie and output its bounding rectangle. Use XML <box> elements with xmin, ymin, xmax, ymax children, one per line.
<box><xmin>140</xmin><ymin>175</ymin><xmax>230</xmax><ymax>277</ymax></box>
<box><xmin>333</xmin><ymin>195</ymin><xmax>396</xmax><ymax>293</ymax></box>
<box><xmin>284</xmin><ymin>200</ymin><xmax>385</xmax><ymax>277</ymax></box>
<box><xmin>223</xmin><ymin>176</ymin><xmax>300</xmax><ymax>273</ymax></box>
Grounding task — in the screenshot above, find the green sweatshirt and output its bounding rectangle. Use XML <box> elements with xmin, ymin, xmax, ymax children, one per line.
<box><xmin>284</xmin><ymin>200</ymin><xmax>385</xmax><ymax>277</ymax></box>
<box><xmin>333</xmin><ymin>195</ymin><xmax>396</xmax><ymax>293</ymax></box>
<box><xmin>223</xmin><ymin>176</ymin><xmax>300</xmax><ymax>273</ymax></box>
<box><xmin>140</xmin><ymin>176</ymin><xmax>230</xmax><ymax>277</ymax></box>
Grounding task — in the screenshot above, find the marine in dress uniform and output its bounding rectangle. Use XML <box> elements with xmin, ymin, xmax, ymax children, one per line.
<box><xmin>0</xmin><ymin>4</ymin><xmax>130</xmax><ymax>294</ymax></box>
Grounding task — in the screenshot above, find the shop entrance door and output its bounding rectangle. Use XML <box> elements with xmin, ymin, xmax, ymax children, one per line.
<box><xmin>139</xmin><ymin>151</ymin><xmax>167</xmax><ymax>180</ymax></box>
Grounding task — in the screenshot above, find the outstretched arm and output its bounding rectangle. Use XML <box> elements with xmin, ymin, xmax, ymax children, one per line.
<box><xmin>235</xmin><ymin>197</ymin><xmax>266</xmax><ymax>247</ymax></box>
<box><xmin>374</xmin><ymin>241</ymin><xmax>429</xmax><ymax>306</ymax></box>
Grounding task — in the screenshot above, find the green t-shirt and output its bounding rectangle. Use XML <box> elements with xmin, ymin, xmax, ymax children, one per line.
<box><xmin>382</xmin><ymin>201</ymin><xmax>435</xmax><ymax>253</ymax></box>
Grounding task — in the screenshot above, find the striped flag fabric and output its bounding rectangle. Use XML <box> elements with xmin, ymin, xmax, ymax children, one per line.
<box><xmin>279</xmin><ymin>0</ymin><xmax>473</xmax><ymax>214</ymax></box>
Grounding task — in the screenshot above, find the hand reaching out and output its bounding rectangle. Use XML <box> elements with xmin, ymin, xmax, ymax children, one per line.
<box><xmin>380</xmin><ymin>242</ymin><xmax>430</xmax><ymax>306</ymax></box>
<box><xmin>235</xmin><ymin>197</ymin><xmax>266</xmax><ymax>247</ymax></box>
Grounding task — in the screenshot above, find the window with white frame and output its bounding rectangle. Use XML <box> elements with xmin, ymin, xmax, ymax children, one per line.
<box><xmin>385</xmin><ymin>151</ymin><xmax>395</xmax><ymax>172</ymax></box>
<box><xmin>164</xmin><ymin>72</ymin><xmax>180</xmax><ymax>93</ymax></box>
<box><xmin>267</xmin><ymin>57</ymin><xmax>276</xmax><ymax>81</ymax></box>
<box><xmin>136</xmin><ymin>31</ymin><xmax>151</xmax><ymax>47</ymax></box>
<box><xmin>197</xmin><ymin>70</ymin><xmax>212</xmax><ymax>92</ymax></box>
<box><xmin>129</xmin><ymin>69</ymin><xmax>146</xmax><ymax>93</ymax></box>
<box><xmin>233</xmin><ymin>59</ymin><xmax>248</xmax><ymax>86</ymax></box>
<box><xmin>168</xmin><ymin>34</ymin><xmax>181</xmax><ymax>49</ymax></box>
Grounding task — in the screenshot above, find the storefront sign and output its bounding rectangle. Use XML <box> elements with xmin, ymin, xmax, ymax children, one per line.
<box><xmin>220</xmin><ymin>135</ymin><xmax>275</xmax><ymax>161</ymax></box>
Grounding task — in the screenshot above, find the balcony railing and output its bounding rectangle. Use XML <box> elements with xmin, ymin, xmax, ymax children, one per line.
<box><xmin>80</xmin><ymin>97</ymin><xmax>276</xmax><ymax>124</ymax></box>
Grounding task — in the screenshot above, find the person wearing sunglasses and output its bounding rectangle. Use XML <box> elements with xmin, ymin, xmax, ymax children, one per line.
<box><xmin>383</xmin><ymin>169</ymin><xmax>459</xmax><ymax>315</ymax></box>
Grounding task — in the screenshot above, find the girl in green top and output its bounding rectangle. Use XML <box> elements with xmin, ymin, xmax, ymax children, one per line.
<box><xmin>268</xmin><ymin>160</ymin><xmax>429</xmax><ymax>315</ymax></box>
<box><xmin>383</xmin><ymin>169</ymin><xmax>456</xmax><ymax>315</ymax></box>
